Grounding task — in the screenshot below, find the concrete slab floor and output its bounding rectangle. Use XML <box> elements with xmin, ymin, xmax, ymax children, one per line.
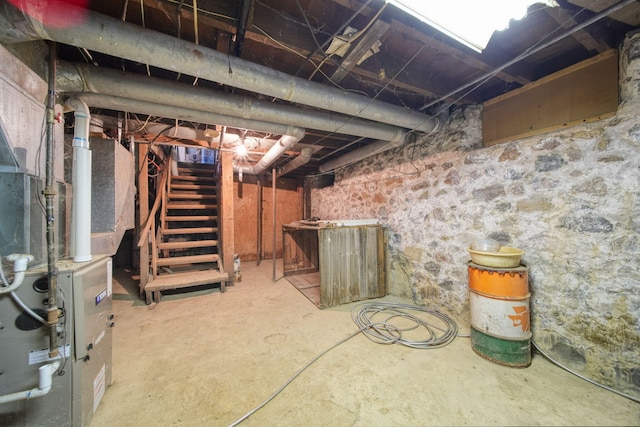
<box><xmin>90</xmin><ymin>261</ymin><xmax>640</xmax><ymax>427</ymax></box>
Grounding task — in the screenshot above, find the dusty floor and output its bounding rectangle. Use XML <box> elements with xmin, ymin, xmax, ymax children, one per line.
<box><xmin>90</xmin><ymin>261</ymin><xmax>639</xmax><ymax>427</ymax></box>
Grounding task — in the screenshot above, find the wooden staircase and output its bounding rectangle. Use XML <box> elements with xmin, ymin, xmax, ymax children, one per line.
<box><xmin>143</xmin><ymin>162</ymin><xmax>228</xmax><ymax>303</ymax></box>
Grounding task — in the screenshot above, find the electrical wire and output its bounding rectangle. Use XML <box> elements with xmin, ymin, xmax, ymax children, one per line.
<box><xmin>227</xmin><ymin>302</ymin><xmax>458</xmax><ymax>426</ymax></box>
<box><xmin>292</xmin><ymin>0</ymin><xmax>376</xmax><ymax>77</ymax></box>
<box><xmin>352</xmin><ymin>301</ymin><xmax>458</xmax><ymax>348</ymax></box>
<box><xmin>531</xmin><ymin>340</ymin><xmax>640</xmax><ymax>404</ymax></box>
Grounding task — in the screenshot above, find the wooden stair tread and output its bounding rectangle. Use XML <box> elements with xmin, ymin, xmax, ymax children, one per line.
<box><xmin>165</xmin><ymin>215</ymin><xmax>218</xmax><ymax>221</ymax></box>
<box><xmin>145</xmin><ymin>270</ymin><xmax>228</xmax><ymax>292</ymax></box>
<box><xmin>167</xmin><ymin>203</ymin><xmax>217</xmax><ymax>209</ymax></box>
<box><xmin>171</xmin><ymin>175</ymin><xmax>216</xmax><ymax>182</ymax></box>
<box><xmin>168</xmin><ymin>193</ymin><xmax>216</xmax><ymax>200</ymax></box>
<box><xmin>171</xmin><ymin>183</ymin><xmax>217</xmax><ymax>191</ymax></box>
<box><xmin>158</xmin><ymin>240</ymin><xmax>218</xmax><ymax>250</ymax></box>
<box><xmin>162</xmin><ymin>227</ymin><xmax>218</xmax><ymax>234</ymax></box>
<box><xmin>156</xmin><ymin>253</ymin><xmax>220</xmax><ymax>267</ymax></box>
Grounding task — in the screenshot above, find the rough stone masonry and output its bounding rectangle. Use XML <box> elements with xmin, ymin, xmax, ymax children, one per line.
<box><xmin>310</xmin><ymin>32</ymin><xmax>640</xmax><ymax>399</ymax></box>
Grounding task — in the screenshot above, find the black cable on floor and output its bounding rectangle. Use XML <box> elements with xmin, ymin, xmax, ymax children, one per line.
<box><xmin>227</xmin><ymin>301</ymin><xmax>459</xmax><ymax>426</ymax></box>
<box><xmin>531</xmin><ymin>340</ymin><xmax>640</xmax><ymax>404</ymax></box>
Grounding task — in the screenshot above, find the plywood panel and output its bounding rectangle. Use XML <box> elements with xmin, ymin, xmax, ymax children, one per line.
<box><xmin>234</xmin><ymin>177</ymin><xmax>303</xmax><ymax>261</ymax></box>
<box><xmin>483</xmin><ymin>50</ymin><xmax>618</xmax><ymax>146</ymax></box>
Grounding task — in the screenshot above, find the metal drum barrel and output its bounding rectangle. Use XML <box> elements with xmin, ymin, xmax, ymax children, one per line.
<box><xmin>468</xmin><ymin>262</ymin><xmax>531</xmax><ymax>367</ymax></box>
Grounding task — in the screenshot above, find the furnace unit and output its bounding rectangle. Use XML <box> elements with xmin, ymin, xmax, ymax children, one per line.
<box><xmin>0</xmin><ymin>255</ymin><xmax>114</xmax><ymax>426</ymax></box>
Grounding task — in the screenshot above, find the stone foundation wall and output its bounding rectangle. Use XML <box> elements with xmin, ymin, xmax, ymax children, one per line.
<box><xmin>310</xmin><ymin>33</ymin><xmax>640</xmax><ymax>399</ymax></box>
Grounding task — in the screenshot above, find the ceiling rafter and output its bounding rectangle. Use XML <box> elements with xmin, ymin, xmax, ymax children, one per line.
<box><xmin>545</xmin><ymin>7</ymin><xmax>610</xmax><ymax>52</ymax></box>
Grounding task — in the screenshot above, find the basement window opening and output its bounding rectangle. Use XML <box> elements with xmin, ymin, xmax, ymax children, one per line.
<box><xmin>385</xmin><ymin>0</ymin><xmax>557</xmax><ymax>52</ymax></box>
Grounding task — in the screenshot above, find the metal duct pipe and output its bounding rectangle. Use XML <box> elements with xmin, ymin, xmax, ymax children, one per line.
<box><xmin>319</xmin><ymin>138</ymin><xmax>403</xmax><ymax>173</ymax></box>
<box><xmin>0</xmin><ymin>1</ymin><xmax>441</xmax><ymax>134</ymax></box>
<box><xmin>67</xmin><ymin>97</ymin><xmax>92</xmax><ymax>263</ymax></box>
<box><xmin>278</xmin><ymin>147</ymin><xmax>314</xmax><ymax>176</ymax></box>
<box><xmin>73</xmin><ymin>93</ymin><xmax>304</xmax><ymax>176</ymax></box>
<box><xmin>56</xmin><ymin>62</ymin><xmax>406</xmax><ymax>143</ymax></box>
<box><xmin>235</xmin><ymin>128</ymin><xmax>306</xmax><ymax>175</ymax></box>
<box><xmin>72</xmin><ymin>93</ymin><xmax>302</xmax><ymax>137</ymax></box>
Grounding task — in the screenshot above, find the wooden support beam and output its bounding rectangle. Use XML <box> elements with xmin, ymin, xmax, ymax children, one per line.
<box><xmin>137</xmin><ymin>142</ymin><xmax>150</xmax><ymax>296</ymax></box>
<box><xmin>330</xmin><ymin>19</ymin><xmax>390</xmax><ymax>83</ymax></box>
<box><xmin>545</xmin><ymin>7</ymin><xmax>609</xmax><ymax>53</ymax></box>
<box><xmin>221</xmin><ymin>150</ymin><xmax>234</xmax><ymax>287</ymax></box>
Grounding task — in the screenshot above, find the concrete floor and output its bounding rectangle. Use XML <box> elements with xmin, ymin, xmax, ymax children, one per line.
<box><xmin>90</xmin><ymin>261</ymin><xmax>639</xmax><ymax>427</ymax></box>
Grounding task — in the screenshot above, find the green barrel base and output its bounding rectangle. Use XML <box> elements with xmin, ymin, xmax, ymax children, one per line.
<box><xmin>470</xmin><ymin>327</ymin><xmax>531</xmax><ymax>368</ymax></box>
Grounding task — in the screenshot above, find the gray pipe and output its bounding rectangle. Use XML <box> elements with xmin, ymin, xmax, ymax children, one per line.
<box><xmin>72</xmin><ymin>93</ymin><xmax>302</xmax><ymax>137</ymax></box>
<box><xmin>0</xmin><ymin>0</ymin><xmax>441</xmax><ymax>134</ymax></box>
<box><xmin>278</xmin><ymin>147</ymin><xmax>314</xmax><ymax>176</ymax></box>
<box><xmin>56</xmin><ymin>62</ymin><xmax>406</xmax><ymax>143</ymax></box>
<box><xmin>319</xmin><ymin>139</ymin><xmax>403</xmax><ymax>173</ymax></box>
<box><xmin>74</xmin><ymin>93</ymin><xmax>305</xmax><ymax>175</ymax></box>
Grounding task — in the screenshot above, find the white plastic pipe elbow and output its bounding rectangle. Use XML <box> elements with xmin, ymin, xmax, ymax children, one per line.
<box><xmin>0</xmin><ymin>254</ymin><xmax>34</xmax><ymax>295</ymax></box>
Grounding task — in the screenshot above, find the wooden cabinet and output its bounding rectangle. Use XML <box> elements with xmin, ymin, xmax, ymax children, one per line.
<box><xmin>283</xmin><ymin>223</ymin><xmax>387</xmax><ymax>308</ymax></box>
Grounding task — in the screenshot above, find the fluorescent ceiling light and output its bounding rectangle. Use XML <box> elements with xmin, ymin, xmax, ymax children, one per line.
<box><xmin>386</xmin><ymin>0</ymin><xmax>556</xmax><ymax>52</ymax></box>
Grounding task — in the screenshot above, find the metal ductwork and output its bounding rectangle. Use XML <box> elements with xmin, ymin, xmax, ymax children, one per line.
<box><xmin>73</xmin><ymin>93</ymin><xmax>302</xmax><ymax>138</ymax></box>
<box><xmin>0</xmin><ymin>1</ymin><xmax>441</xmax><ymax>135</ymax></box>
<box><xmin>71</xmin><ymin>93</ymin><xmax>304</xmax><ymax>175</ymax></box>
<box><xmin>56</xmin><ymin>62</ymin><xmax>406</xmax><ymax>144</ymax></box>
<box><xmin>318</xmin><ymin>139</ymin><xmax>405</xmax><ymax>173</ymax></box>
<box><xmin>278</xmin><ymin>147</ymin><xmax>314</xmax><ymax>176</ymax></box>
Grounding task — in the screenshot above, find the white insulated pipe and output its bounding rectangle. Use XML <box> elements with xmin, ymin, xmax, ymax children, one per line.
<box><xmin>67</xmin><ymin>97</ymin><xmax>92</xmax><ymax>263</ymax></box>
<box><xmin>0</xmin><ymin>361</ymin><xmax>61</xmax><ymax>404</ymax></box>
<box><xmin>235</xmin><ymin>129</ymin><xmax>306</xmax><ymax>175</ymax></box>
<box><xmin>0</xmin><ymin>1</ymin><xmax>440</xmax><ymax>134</ymax></box>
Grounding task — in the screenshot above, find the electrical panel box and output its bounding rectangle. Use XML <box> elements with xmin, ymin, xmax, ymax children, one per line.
<box><xmin>0</xmin><ymin>255</ymin><xmax>114</xmax><ymax>426</ymax></box>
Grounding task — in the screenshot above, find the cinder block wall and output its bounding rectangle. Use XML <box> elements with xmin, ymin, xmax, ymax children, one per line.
<box><xmin>310</xmin><ymin>33</ymin><xmax>640</xmax><ymax>399</ymax></box>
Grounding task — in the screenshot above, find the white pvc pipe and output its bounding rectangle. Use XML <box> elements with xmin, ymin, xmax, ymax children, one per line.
<box><xmin>67</xmin><ymin>98</ymin><xmax>92</xmax><ymax>263</ymax></box>
<box><xmin>234</xmin><ymin>129</ymin><xmax>305</xmax><ymax>175</ymax></box>
<box><xmin>0</xmin><ymin>361</ymin><xmax>61</xmax><ymax>404</ymax></box>
<box><xmin>0</xmin><ymin>254</ymin><xmax>34</xmax><ymax>294</ymax></box>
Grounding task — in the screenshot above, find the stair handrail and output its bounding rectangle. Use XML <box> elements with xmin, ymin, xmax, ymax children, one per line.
<box><xmin>137</xmin><ymin>152</ymin><xmax>171</xmax><ymax>247</ymax></box>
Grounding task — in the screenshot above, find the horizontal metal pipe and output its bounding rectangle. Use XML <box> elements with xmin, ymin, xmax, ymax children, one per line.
<box><xmin>71</xmin><ymin>93</ymin><xmax>302</xmax><ymax>137</ymax></box>
<box><xmin>0</xmin><ymin>1</ymin><xmax>440</xmax><ymax>134</ymax></box>
<box><xmin>319</xmin><ymin>139</ymin><xmax>403</xmax><ymax>173</ymax></box>
<box><xmin>278</xmin><ymin>147</ymin><xmax>314</xmax><ymax>176</ymax></box>
<box><xmin>56</xmin><ymin>62</ymin><xmax>406</xmax><ymax>143</ymax></box>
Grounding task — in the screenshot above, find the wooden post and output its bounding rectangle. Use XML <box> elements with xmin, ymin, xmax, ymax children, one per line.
<box><xmin>272</xmin><ymin>167</ymin><xmax>276</xmax><ymax>282</ymax></box>
<box><xmin>256</xmin><ymin>178</ymin><xmax>262</xmax><ymax>266</ymax></box>
<box><xmin>137</xmin><ymin>142</ymin><xmax>149</xmax><ymax>297</ymax></box>
<box><xmin>221</xmin><ymin>150</ymin><xmax>234</xmax><ymax>288</ymax></box>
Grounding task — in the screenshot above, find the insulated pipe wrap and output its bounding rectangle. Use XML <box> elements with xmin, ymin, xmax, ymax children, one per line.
<box><xmin>73</xmin><ymin>93</ymin><xmax>299</xmax><ymax>137</ymax></box>
<box><xmin>56</xmin><ymin>62</ymin><xmax>407</xmax><ymax>142</ymax></box>
<box><xmin>2</xmin><ymin>2</ymin><xmax>441</xmax><ymax>133</ymax></box>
